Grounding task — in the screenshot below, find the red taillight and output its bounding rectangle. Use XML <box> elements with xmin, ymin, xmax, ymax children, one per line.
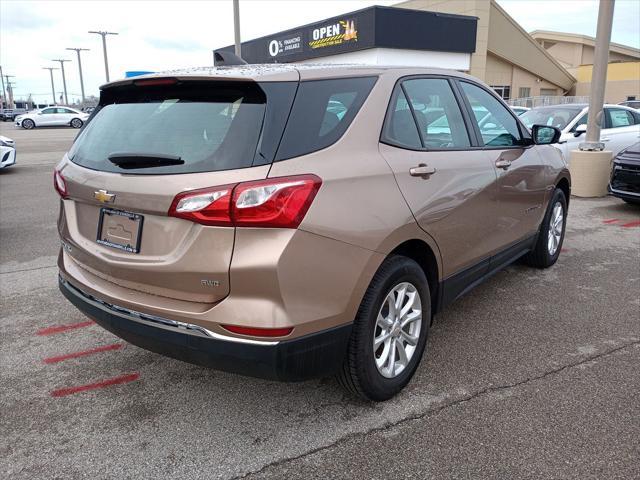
<box><xmin>221</xmin><ymin>324</ymin><xmax>294</xmax><ymax>338</ymax></box>
<box><xmin>232</xmin><ymin>175</ymin><xmax>321</xmax><ymax>228</ymax></box>
<box><xmin>54</xmin><ymin>169</ymin><xmax>68</xmax><ymax>198</ymax></box>
<box><xmin>168</xmin><ymin>184</ymin><xmax>234</xmax><ymax>226</ymax></box>
<box><xmin>168</xmin><ymin>175</ymin><xmax>322</xmax><ymax>229</ymax></box>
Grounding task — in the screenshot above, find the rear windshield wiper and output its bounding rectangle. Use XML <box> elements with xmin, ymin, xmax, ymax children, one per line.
<box><xmin>108</xmin><ymin>153</ymin><xmax>184</xmax><ymax>169</ymax></box>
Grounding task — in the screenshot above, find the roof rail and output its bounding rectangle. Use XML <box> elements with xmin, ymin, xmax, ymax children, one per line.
<box><xmin>214</xmin><ymin>51</ymin><xmax>248</xmax><ymax>66</ymax></box>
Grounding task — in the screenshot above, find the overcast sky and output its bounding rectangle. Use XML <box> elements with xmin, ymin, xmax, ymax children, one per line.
<box><xmin>1</xmin><ymin>0</ymin><xmax>639</xmax><ymax>104</ymax></box>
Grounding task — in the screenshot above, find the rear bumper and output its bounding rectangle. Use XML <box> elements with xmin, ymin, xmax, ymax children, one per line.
<box><xmin>59</xmin><ymin>276</ymin><xmax>352</xmax><ymax>381</ymax></box>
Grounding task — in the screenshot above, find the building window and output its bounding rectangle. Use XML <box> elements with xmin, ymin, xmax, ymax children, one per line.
<box><xmin>540</xmin><ymin>88</ymin><xmax>557</xmax><ymax>96</ymax></box>
<box><xmin>518</xmin><ymin>87</ymin><xmax>531</xmax><ymax>99</ymax></box>
<box><xmin>490</xmin><ymin>85</ymin><xmax>511</xmax><ymax>101</ymax></box>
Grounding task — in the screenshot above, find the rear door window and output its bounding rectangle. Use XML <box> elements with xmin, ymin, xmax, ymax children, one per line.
<box><xmin>275</xmin><ymin>77</ymin><xmax>377</xmax><ymax>161</ymax></box>
<box><xmin>68</xmin><ymin>81</ymin><xmax>296</xmax><ymax>175</ymax></box>
<box><xmin>402</xmin><ymin>78</ymin><xmax>470</xmax><ymax>149</ymax></box>
<box><xmin>606</xmin><ymin>108</ymin><xmax>635</xmax><ymax>128</ymax></box>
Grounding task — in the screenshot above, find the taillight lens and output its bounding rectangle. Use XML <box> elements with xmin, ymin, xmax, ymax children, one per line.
<box><xmin>168</xmin><ymin>184</ymin><xmax>234</xmax><ymax>226</ymax></box>
<box><xmin>54</xmin><ymin>169</ymin><xmax>68</xmax><ymax>198</ymax></box>
<box><xmin>168</xmin><ymin>175</ymin><xmax>321</xmax><ymax>229</ymax></box>
<box><xmin>232</xmin><ymin>175</ymin><xmax>321</xmax><ymax>228</ymax></box>
<box><xmin>221</xmin><ymin>324</ymin><xmax>293</xmax><ymax>337</ymax></box>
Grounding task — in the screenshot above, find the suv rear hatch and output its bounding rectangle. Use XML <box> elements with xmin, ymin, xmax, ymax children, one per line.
<box><xmin>57</xmin><ymin>76</ymin><xmax>297</xmax><ymax>305</ymax></box>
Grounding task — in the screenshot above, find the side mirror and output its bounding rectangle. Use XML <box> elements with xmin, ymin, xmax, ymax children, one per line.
<box><xmin>573</xmin><ymin>124</ymin><xmax>587</xmax><ymax>137</ymax></box>
<box><xmin>37</xmin><ymin>112</ymin><xmax>42</xmax><ymax>115</ymax></box>
<box><xmin>532</xmin><ymin>124</ymin><xmax>561</xmax><ymax>145</ymax></box>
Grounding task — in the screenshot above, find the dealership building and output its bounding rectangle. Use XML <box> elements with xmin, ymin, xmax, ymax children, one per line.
<box><xmin>217</xmin><ymin>1</ymin><xmax>639</xmax><ymax>104</ymax></box>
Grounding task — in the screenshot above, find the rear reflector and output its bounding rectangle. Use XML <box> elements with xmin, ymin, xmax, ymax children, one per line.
<box><xmin>168</xmin><ymin>174</ymin><xmax>322</xmax><ymax>229</ymax></box>
<box><xmin>54</xmin><ymin>169</ymin><xmax>68</xmax><ymax>198</ymax></box>
<box><xmin>221</xmin><ymin>324</ymin><xmax>294</xmax><ymax>338</ymax></box>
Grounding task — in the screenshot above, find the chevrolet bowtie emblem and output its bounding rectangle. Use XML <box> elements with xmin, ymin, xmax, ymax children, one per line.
<box><xmin>94</xmin><ymin>189</ymin><xmax>116</xmax><ymax>203</ymax></box>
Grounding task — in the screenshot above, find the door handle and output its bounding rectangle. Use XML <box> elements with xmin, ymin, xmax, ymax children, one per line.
<box><xmin>409</xmin><ymin>164</ymin><xmax>436</xmax><ymax>178</ymax></box>
<box><xmin>495</xmin><ymin>159</ymin><xmax>512</xmax><ymax>170</ymax></box>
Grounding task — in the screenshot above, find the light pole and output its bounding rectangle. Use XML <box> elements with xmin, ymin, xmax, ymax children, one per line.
<box><xmin>4</xmin><ymin>74</ymin><xmax>15</xmax><ymax>109</ymax></box>
<box><xmin>89</xmin><ymin>30</ymin><xmax>118</xmax><ymax>82</ymax></box>
<box><xmin>569</xmin><ymin>0</ymin><xmax>616</xmax><ymax>197</ymax></box>
<box><xmin>0</xmin><ymin>65</ymin><xmax>6</xmax><ymax>109</ymax></box>
<box><xmin>52</xmin><ymin>59</ymin><xmax>71</xmax><ymax>105</ymax></box>
<box><xmin>66</xmin><ymin>48</ymin><xmax>89</xmax><ymax>106</ymax></box>
<box><xmin>42</xmin><ymin>67</ymin><xmax>58</xmax><ymax>105</ymax></box>
<box><xmin>233</xmin><ymin>0</ymin><xmax>241</xmax><ymax>57</ymax></box>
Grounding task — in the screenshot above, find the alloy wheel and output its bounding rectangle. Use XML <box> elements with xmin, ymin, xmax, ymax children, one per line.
<box><xmin>547</xmin><ymin>201</ymin><xmax>563</xmax><ymax>255</ymax></box>
<box><xmin>373</xmin><ymin>282</ymin><xmax>422</xmax><ymax>379</ymax></box>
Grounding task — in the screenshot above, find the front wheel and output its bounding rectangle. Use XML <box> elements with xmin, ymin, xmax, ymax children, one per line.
<box><xmin>524</xmin><ymin>188</ymin><xmax>567</xmax><ymax>268</ymax></box>
<box><xmin>70</xmin><ymin>118</ymin><xmax>83</xmax><ymax>129</ymax></box>
<box><xmin>21</xmin><ymin>119</ymin><xmax>35</xmax><ymax>130</ymax></box>
<box><xmin>337</xmin><ymin>255</ymin><xmax>430</xmax><ymax>401</ymax></box>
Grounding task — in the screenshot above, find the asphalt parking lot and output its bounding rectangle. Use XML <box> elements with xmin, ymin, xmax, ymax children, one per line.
<box><xmin>1</xmin><ymin>123</ymin><xmax>639</xmax><ymax>479</ymax></box>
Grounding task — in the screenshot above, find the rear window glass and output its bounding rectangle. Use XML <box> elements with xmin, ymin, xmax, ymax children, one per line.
<box><xmin>275</xmin><ymin>77</ymin><xmax>377</xmax><ymax>161</ymax></box>
<box><xmin>68</xmin><ymin>81</ymin><xmax>295</xmax><ymax>175</ymax></box>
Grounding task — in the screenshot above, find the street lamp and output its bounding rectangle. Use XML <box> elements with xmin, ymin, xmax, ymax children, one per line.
<box><xmin>51</xmin><ymin>59</ymin><xmax>71</xmax><ymax>105</ymax></box>
<box><xmin>66</xmin><ymin>48</ymin><xmax>90</xmax><ymax>106</ymax></box>
<box><xmin>42</xmin><ymin>67</ymin><xmax>58</xmax><ymax>105</ymax></box>
<box><xmin>88</xmin><ymin>31</ymin><xmax>118</xmax><ymax>82</ymax></box>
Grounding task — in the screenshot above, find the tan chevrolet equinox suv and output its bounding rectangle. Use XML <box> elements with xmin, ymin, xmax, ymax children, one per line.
<box><xmin>56</xmin><ymin>65</ymin><xmax>570</xmax><ymax>401</ymax></box>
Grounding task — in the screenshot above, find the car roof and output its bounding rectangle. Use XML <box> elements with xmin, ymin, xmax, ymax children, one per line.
<box><xmin>529</xmin><ymin>103</ymin><xmax>635</xmax><ymax>110</ymax></box>
<box><xmin>101</xmin><ymin>64</ymin><xmax>477</xmax><ymax>89</ymax></box>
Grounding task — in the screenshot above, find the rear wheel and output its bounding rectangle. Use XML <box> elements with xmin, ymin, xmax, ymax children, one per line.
<box><xmin>524</xmin><ymin>188</ymin><xmax>567</xmax><ymax>268</ymax></box>
<box><xmin>70</xmin><ymin>118</ymin><xmax>83</xmax><ymax>129</ymax></box>
<box><xmin>22</xmin><ymin>119</ymin><xmax>35</xmax><ymax>130</ymax></box>
<box><xmin>337</xmin><ymin>255</ymin><xmax>430</xmax><ymax>401</ymax></box>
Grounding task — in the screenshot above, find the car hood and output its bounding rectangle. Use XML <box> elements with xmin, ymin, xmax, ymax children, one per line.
<box><xmin>615</xmin><ymin>142</ymin><xmax>640</xmax><ymax>165</ymax></box>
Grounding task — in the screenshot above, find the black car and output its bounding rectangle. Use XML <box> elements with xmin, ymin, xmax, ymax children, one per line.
<box><xmin>609</xmin><ymin>142</ymin><xmax>640</xmax><ymax>205</ymax></box>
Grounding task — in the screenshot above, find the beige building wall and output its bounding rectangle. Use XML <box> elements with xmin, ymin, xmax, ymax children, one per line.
<box><xmin>485</xmin><ymin>53</ymin><xmax>562</xmax><ymax>98</ymax></box>
<box><xmin>395</xmin><ymin>0</ymin><xmax>575</xmax><ymax>100</ymax></box>
<box><xmin>394</xmin><ymin>0</ymin><xmax>491</xmax><ymax>80</ymax></box>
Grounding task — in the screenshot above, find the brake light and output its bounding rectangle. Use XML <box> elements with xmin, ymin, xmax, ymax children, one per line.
<box><xmin>54</xmin><ymin>169</ymin><xmax>68</xmax><ymax>198</ymax></box>
<box><xmin>221</xmin><ymin>324</ymin><xmax>294</xmax><ymax>338</ymax></box>
<box><xmin>232</xmin><ymin>175</ymin><xmax>321</xmax><ymax>228</ymax></box>
<box><xmin>134</xmin><ymin>78</ymin><xmax>178</xmax><ymax>87</ymax></box>
<box><xmin>168</xmin><ymin>175</ymin><xmax>322</xmax><ymax>229</ymax></box>
<box><xmin>168</xmin><ymin>184</ymin><xmax>234</xmax><ymax>226</ymax></box>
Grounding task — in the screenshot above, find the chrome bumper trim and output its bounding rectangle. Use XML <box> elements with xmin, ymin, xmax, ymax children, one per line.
<box><xmin>60</xmin><ymin>277</ymin><xmax>280</xmax><ymax>346</ymax></box>
<box><xmin>609</xmin><ymin>187</ymin><xmax>640</xmax><ymax>197</ymax></box>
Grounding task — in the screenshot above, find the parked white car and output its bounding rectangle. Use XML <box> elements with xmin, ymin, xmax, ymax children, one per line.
<box><xmin>511</xmin><ymin>106</ymin><xmax>530</xmax><ymax>116</ymax></box>
<box><xmin>0</xmin><ymin>135</ymin><xmax>16</xmax><ymax>169</ymax></box>
<box><xmin>520</xmin><ymin>104</ymin><xmax>640</xmax><ymax>161</ymax></box>
<box><xmin>14</xmin><ymin>107</ymin><xmax>89</xmax><ymax>129</ymax></box>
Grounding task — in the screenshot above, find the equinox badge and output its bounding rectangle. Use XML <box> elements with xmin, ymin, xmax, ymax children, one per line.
<box><xmin>94</xmin><ymin>189</ymin><xmax>116</xmax><ymax>203</ymax></box>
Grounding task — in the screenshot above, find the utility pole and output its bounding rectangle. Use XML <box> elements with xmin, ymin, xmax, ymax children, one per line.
<box><xmin>88</xmin><ymin>30</ymin><xmax>118</xmax><ymax>82</ymax></box>
<box><xmin>4</xmin><ymin>74</ymin><xmax>15</xmax><ymax>109</ymax></box>
<box><xmin>42</xmin><ymin>67</ymin><xmax>58</xmax><ymax>105</ymax></box>
<box><xmin>0</xmin><ymin>65</ymin><xmax>6</xmax><ymax>109</ymax></box>
<box><xmin>569</xmin><ymin>0</ymin><xmax>616</xmax><ymax>197</ymax></box>
<box><xmin>233</xmin><ymin>0</ymin><xmax>241</xmax><ymax>57</ymax></box>
<box><xmin>66</xmin><ymin>48</ymin><xmax>90</xmax><ymax>106</ymax></box>
<box><xmin>52</xmin><ymin>59</ymin><xmax>71</xmax><ymax>105</ymax></box>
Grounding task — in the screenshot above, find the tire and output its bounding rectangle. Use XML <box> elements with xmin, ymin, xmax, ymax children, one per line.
<box><xmin>337</xmin><ymin>255</ymin><xmax>430</xmax><ymax>401</ymax></box>
<box><xmin>524</xmin><ymin>188</ymin><xmax>567</xmax><ymax>268</ymax></box>
<box><xmin>623</xmin><ymin>198</ymin><xmax>640</xmax><ymax>206</ymax></box>
<box><xmin>21</xmin><ymin>119</ymin><xmax>35</xmax><ymax>130</ymax></box>
<box><xmin>70</xmin><ymin>118</ymin><xmax>83</xmax><ymax>129</ymax></box>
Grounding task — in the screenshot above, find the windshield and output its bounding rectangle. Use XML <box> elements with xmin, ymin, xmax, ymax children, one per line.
<box><xmin>69</xmin><ymin>81</ymin><xmax>272</xmax><ymax>174</ymax></box>
<box><xmin>520</xmin><ymin>106</ymin><xmax>583</xmax><ymax>130</ymax></box>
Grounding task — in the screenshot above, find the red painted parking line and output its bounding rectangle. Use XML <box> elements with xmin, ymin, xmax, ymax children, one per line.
<box><xmin>36</xmin><ymin>320</ymin><xmax>94</xmax><ymax>336</ymax></box>
<box><xmin>50</xmin><ymin>373</ymin><xmax>140</xmax><ymax>397</ymax></box>
<box><xmin>43</xmin><ymin>343</ymin><xmax>123</xmax><ymax>364</ymax></box>
<box><xmin>602</xmin><ymin>218</ymin><xmax>619</xmax><ymax>224</ymax></box>
<box><xmin>621</xmin><ymin>220</ymin><xmax>640</xmax><ymax>228</ymax></box>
